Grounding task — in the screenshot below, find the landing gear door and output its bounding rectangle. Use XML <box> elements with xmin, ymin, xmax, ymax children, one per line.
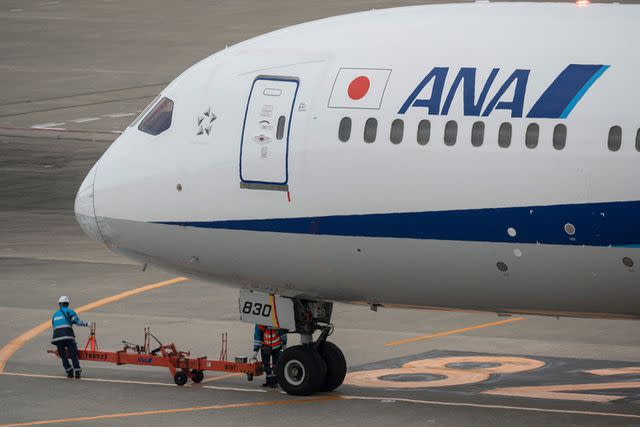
<box><xmin>239</xmin><ymin>290</ymin><xmax>296</xmax><ymax>331</ymax></box>
<box><xmin>240</xmin><ymin>76</ymin><xmax>299</xmax><ymax>188</ymax></box>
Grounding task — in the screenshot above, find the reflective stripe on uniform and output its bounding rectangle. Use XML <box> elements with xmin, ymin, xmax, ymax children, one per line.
<box><xmin>51</xmin><ymin>336</ymin><xmax>76</xmax><ymax>343</ymax></box>
<box><xmin>262</xmin><ymin>328</ymin><xmax>282</xmax><ymax>348</ymax></box>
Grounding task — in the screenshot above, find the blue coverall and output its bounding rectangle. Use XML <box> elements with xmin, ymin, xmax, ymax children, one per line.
<box><xmin>51</xmin><ymin>305</ymin><xmax>88</xmax><ymax>376</ymax></box>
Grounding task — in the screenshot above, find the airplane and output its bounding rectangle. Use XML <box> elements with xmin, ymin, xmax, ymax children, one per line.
<box><xmin>73</xmin><ymin>2</ymin><xmax>640</xmax><ymax>396</ymax></box>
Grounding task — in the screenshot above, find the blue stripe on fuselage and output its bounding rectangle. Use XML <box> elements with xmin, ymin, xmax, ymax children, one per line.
<box><xmin>155</xmin><ymin>200</ymin><xmax>640</xmax><ymax>247</ymax></box>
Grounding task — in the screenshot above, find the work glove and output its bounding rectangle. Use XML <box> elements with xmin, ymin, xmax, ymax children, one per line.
<box><xmin>78</xmin><ymin>320</ymin><xmax>89</xmax><ymax>327</ymax></box>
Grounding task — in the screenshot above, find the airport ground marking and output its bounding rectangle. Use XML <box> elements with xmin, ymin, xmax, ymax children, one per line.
<box><xmin>384</xmin><ymin>317</ymin><xmax>526</xmax><ymax>347</ymax></box>
<box><xmin>1</xmin><ymin>371</ymin><xmax>266</xmax><ymax>393</ymax></box>
<box><xmin>484</xmin><ymin>381</ymin><xmax>640</xmax><ymax>403</ymax></box>
<box><xmin>203</xmin><ymin>385</ymin><xmax>266</xmax><ymax>393</ymax></box>
<box><xmin>1</xmin><ymin>372</ymin><xmax>175</xmax><ymax>387</ymax></box>
<box><xmin>345</xmin><ymin>356</ymin><xmax>544</xmax><ymax>389</ymax></box>
<box><xmin>199</xmin><ymin>372</ymin><xmax>242</xmax><ymax>383</ymax></box>
<box><xmin>4</xmin><ymin>372</ymin><xmax>640</xmax><ymax>420</ymax></box>
<box><xmin>0</xmin><ymin>372</ymin><xmax>267</xmax><ymax>393</ymax></box>
<box><xmin>5</xmin><ymin>368</ymin><xmax>640</xmax><ymax>427</ymax></box>
<box><xmin>341</xmin><ymin>395</ymin><xmax>640</xmax><ymax>420</ymax></box>
<box><xmin>0</xmin><ymin>276</ymin><xmax>188</xmax><ymax>373</ymax></box>
<box><xmin>0</xmin><ymin>396</ymin><xmax>342</xmax><ymax>427</ymax></box>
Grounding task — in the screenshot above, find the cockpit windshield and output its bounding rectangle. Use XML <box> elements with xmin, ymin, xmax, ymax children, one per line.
<box><xmin>137</xmin><ymin>97</ymin><xmax>174</xmax><ymax>136</ymax></box>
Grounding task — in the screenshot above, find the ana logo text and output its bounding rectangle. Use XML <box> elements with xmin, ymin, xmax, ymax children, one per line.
<box><xmin>399</xmin><ymin>64</ymin><xmax>609</xmax><ymax>119</ymax></box>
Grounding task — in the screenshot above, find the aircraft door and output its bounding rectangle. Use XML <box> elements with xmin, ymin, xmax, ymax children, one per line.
<box><xmin>240</xmin><ymin>76</ymin><xmax>299</xmax><ymax>187</ymax></box>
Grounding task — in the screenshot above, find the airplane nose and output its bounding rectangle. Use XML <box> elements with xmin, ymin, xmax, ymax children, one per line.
<box><xmin>74</xmin><ymin>164</ymin><xmax>103</xmax><ymax>244</ymax></box>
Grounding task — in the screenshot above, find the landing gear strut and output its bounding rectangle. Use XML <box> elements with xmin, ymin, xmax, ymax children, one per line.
<box><xmin>275</xmin><ymin>300</ymin><xmax>347</xmax><ymax>396</ymax></box>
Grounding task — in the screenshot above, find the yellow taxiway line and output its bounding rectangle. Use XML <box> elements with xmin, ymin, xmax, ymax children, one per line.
<box><xmin>0</xmin><ymin>396</ymin><xmax>342</xmax><ymax>427</ymax></box>
<box><xmin>0</xmin><ymin>277</ymin><xmax>188</xmax><ymax>373</ymax></box>
<box><xmin>384</xmin><ymin>317</ymin><xmax>526</xmax><ymax>347</ymax></box>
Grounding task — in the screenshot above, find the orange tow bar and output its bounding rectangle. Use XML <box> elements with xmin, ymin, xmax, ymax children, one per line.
<box><xmin>48</xmin><ymin>324</ymin><xmax>263</xmax><ymax>386</ymax></box>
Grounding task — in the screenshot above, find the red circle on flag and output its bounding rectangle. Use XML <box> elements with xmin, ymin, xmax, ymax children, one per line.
<box><xmin>348</xmin><ymin>76</ymin><xmax>370</xmax><ymax>100</ymax></box>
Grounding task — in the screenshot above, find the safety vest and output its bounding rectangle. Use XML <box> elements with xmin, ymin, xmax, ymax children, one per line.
<box><xmin>258</xmin><ymin>325</ymin><xmax>282</xmax><ymax>348</ymax></box>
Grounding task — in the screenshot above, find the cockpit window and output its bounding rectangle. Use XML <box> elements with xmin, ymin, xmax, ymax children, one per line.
<box><xmin>129</xmin><ymin>96</ymin><xmax>160</xmax><ymax>128</ymax></box>
<box><xmin>138</xmin><ymin>97</ymin><xmax>174</xmax><ymax>136</ymax></box>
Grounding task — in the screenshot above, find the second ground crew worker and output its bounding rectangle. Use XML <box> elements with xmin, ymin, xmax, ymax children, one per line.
<box><xmin>51</xmin><ymin>296</ymin><xmax>89</xmax><ymax>378</ymax></box>
<box><xmin>253</xmin><ymin>324</ymin><xmax>287</xmax><ymax>387</ymax></box>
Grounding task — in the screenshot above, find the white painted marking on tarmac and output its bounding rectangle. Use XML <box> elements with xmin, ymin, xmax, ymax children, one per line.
<box><xmin>104</xmin><ymin>112</ymin><xmax>136</xmax><ymax>118</ymax></box>
<box><xmin>30</xmin><ymin>16</ymin><xmax>71</xmax><ymax>20</ymax></box>
<box><xmin>2</xmin><ymin>372</ymin><xmax>265</xmax><ymax>393</ymax></box>
<box><xmin>9</xmin><ymin>9</ymin><xmax>23</xmax><ymax>12</ymax></box>
<box><xmin>31</xmin><ymin>122</ymin><xmax>65</xmax><ymax>130</ymax></box>
<box><xmin>41</xmin><ymin>1</ymin><xmax>60</xmax><ymax>5</ymax></box>
<box><xmin>203</xmin><ymin>385</ymin><xmax>266</xmax><ymax>393</ymax></box>
<box><xmin>70</xmin><ymin>117</ymin><xmax>100</xmax><ymax>123</ymax></box>
<box><xmin>341</xmin><ymin>395</ymin><xmax>640</xmax><ymax>419</ymax></box>
<box><xmin>2</xmin><ymin>372</ymin><xmax>176</xmax><ymax>387</ymax></box>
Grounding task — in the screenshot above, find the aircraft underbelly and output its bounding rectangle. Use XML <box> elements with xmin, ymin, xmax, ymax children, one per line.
<box><xmin>99</xmin><ymin>217</ymin><xmax>640</xmax><ymax>318</ymax></box>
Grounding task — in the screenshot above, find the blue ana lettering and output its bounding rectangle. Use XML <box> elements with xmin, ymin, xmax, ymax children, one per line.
<box><xmin>399</xmin><ymin>64</ymin><xmax>607</xmax><ymax>119</ymax></box>
<box><xmin>398</xmin><ymin>67</ymin><xmax>448</xmax><ymax>115</ymax></box>
<box><xmin>400</xmin><ymin>67</ymin><xmax>529</xmax><ymax>117</ymax></box>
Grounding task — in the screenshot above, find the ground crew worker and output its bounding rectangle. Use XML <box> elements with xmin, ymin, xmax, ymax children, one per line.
<box><xmin>253</xmin><ymin>324</ymin><xmax>287</xmax><ymax>387</ymax></box>
<box><xmin>51</xmin><ymin>296</ymin><xmax>88</xmax><ymax>378</ymax></box>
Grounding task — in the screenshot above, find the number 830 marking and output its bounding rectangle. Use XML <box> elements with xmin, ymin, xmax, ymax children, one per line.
<box><xmin>242</xmin><ymin>301</ymin><xmax>272</xmax><ymax>317</ymax></box>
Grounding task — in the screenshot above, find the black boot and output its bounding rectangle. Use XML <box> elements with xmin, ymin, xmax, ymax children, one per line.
<box><xmin>74</xmin><ymin>370</ymin><xmax>82</xmax><ymax>379</ymax></box>
<box><xmin>268</xmin><ymin>376</ymin><xmax>278</xmax><ymax>388</ymax></box>
<box><xmin>66</xmin><ymin>371</ymin><xmax>73</xmax><ymax>378</ymax></box>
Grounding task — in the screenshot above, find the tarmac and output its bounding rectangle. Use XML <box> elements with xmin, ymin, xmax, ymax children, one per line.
<box><xmin>1</xmin><ymin>0</ymin><xmax>640</xmax><ymax>425</ymax></box>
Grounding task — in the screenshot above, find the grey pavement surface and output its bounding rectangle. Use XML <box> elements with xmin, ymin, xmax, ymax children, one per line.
<box><xmin>1</xmin><ymin>0</ymin><xmax>640</xmax><ymax>426</ymax></box>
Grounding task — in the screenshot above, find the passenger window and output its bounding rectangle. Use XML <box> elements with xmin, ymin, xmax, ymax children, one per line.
<box><xmin>525</xmin><ymin>123</ymin><xmax>539</xmax><ymax>149</ymax></box>
<box><xmin>338</xmin><ymin>117</ymin><xmax>351</xmax><ymax>143</ymax></box>
<box><xmin>390</xmin><ymin>119</ymin><xmax>404</xmax><ymax>144</ymax></box>
<box><xmin>444</xmin><ymin>120</ymin><xmax>457</xmax><ymax>146</ymax></box>
<box><xmin>607</xmin><ymin>126</ymin><xmax>622</xmax><ymax>152</ymax></box>
<box><xmin>138</xmin><ymin>97</ymin><xmax>174</xmax><ymax>136</ymax></box>
<box><xmin>417</xmin><ymin>120</ymin><xmax>430</xmax><ymax>145</ymax></box>
<box><xmin>364</xmin><ymin>118</ymin><xmax>378</xmax><ymax>143</ymax></box>
<box><xmin>276</xmin><ymin>116</ymin><xmax>286</xmax><ymax>140</ymax></box>
<box><xmin>498</xmin><ymin>123</ymin><xmax>512</xmax><ymax>148</ymax></box>
<box><xmin>553</xmin><ymin>124</ymin><xmax>567</xmax><ymax>150</ymax></box>
<box><xmin>637</xmin><ymin>129</ymin><xmax>640</xmax><ymax>152</ymax></box>
<box><xmin>471</xmin><ymin>121</ymin><xmax>484</xmax><ymax>147</ymax></box>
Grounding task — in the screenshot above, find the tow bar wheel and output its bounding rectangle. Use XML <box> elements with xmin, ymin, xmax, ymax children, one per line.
<box><xmin>276</xmin><ymin>345</ymin><xmax>327</xmax><ymax>396</ymax></box>
<box><xmin>174</xmin><ymin>371</ymin><xmax>188</xmax><ymax>386</ymax></box>
<box><xmin>191</xmin><ymin>369</ymin><xmax>204</xmax><ymax>383</ymax></box>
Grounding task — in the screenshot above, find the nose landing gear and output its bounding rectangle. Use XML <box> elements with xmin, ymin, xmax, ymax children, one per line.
<box><xmin>276</xmin><ymin>345</ymin><xmax>327</xmax><ymax>395</ymax></box>
<box><xmin>274</xmin><ymin>300</ymin><xmax>347</xmax><ymax>396</ymax></box>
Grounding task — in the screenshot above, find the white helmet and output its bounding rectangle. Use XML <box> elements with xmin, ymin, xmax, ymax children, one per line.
<box><xmin>58</xmin><ymin>296</ymin><xmax>70</xmax><ymax>304</ymax></box>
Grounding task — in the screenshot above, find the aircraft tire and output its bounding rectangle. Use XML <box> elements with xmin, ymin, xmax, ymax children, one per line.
<box><xmin>276</xmin><ymin>345</ymin><xmax>327</xmax><ymax>396</ymax></box>
<box><xmin>317</xmin><ymin>341</ymin><xmax>347</xmax><ymax>392</ymax></box>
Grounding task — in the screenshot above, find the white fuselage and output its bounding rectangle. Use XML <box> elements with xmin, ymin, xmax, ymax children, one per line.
<box><xmin>75</xmin><ymin>3</ymin><xmax>640</xmax><ymax>318</ymax></box>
